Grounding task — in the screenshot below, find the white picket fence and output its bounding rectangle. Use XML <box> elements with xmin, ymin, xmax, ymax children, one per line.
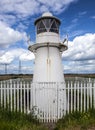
<box><xmin>0</xmin><ymin>80</ymin><xmax>32</xmax><ymax>113</ymax></box>
<box><xmin>66</xmin><ymin>79</ymin><xmax>95</xmax><ymax>114</ymax></box>
<box><xmin>0</xmin><ymin>78</ymin><xmax>95</xmax><ymax>122</ymax></box>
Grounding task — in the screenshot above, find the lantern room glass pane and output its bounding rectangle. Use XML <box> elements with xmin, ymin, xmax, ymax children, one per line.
<box><xmin>50</xmin><ymin>21</ymin><xmax>59</xmax><ymax>33</ymax></box>
<box><xmin>43</xmin><ymin>19</ymin><xmax>53</xmax><ymax>30</ymax></box>
<box><xmin>37</xmin><ymin>20</ymin><xmax>46</xmax><ymax>34</ymax></box>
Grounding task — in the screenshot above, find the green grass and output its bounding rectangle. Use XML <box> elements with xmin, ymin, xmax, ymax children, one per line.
<box><xmin>0</xmin><ymin>107</ymin><xmax>48</xmax><ymax>130</ymax></box>
<box><xmin>55</xmin><ymin>109</ymin><xmax>95</xmax><ymax>130</ymax></box>
<box><xmin>1</xmin><ymin>107</ymin><xmax>95</xmax><ymax>130</ymax></box>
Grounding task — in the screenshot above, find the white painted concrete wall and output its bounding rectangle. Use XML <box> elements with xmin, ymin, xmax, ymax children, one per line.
<box><xmin>36</xmin><ymin>32</ymin><xmax>60</xmax><ymax>44</ymax></box>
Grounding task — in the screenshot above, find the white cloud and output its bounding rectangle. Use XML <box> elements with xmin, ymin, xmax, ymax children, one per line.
<box><xmin>0</xmin><ymin>52</ymin><xmax>14</xmax><ymax>64</ymax></box>
<box><xmin>63</xmin><ymin>60</ymin><xmax>95</xmax><ymax>73</ymax></box>
<box><xmin>0</xmin><ymin>0</ymin><xmax>37</xmax><ymax>16</ymax></box>
<box><xmin>20</xmin><ymin>66</ymin><xmax>34</xmax><ymax>73</ymax></box>
<box><xmin>1</xmin><ymin>33</ymin><xmax>95</xmax><ymax>73</ymax></box>
<box><xmin>62</xmin><ymin>33</ymin><xmax>95</xmax><ymax>73</ymax></box>
<box><xmin>0</xmin><ymin>14</ymin><xmax>16</xmax><ymax>26</ymax></box>
<box><xmin>63</xmin><ymin>33</ymin><xmax>95</xmax><ymax>61</ymax></box>
<box><xmin>78</xmin><ymin>11</ymin><xmax>87</xmax><ymax>16</ymax></box>
<box><xmin>69</xmin><ymin>30</ymin><xmax>85</xmax><ymax>38</ymax></box>
<box><xmin>19</xmin><ymin>51</ymin><xmax>35</xmax><ymax>61</ymax></box>
<box><xmin>0</xmin><ymin>63</ymin><xmax>34</xmax><ymax>74</ymax></box>
<box><xmin>0</xmin><ymin>21</ymin><xmax>27</xmax><ymax>48</ymax></box>
<box><xmin>91</xmin><ymin>16</ymin><xmax>95</xmax><ymax>19</ymax></box>
<box><xmin>0</xmin><ymin>48</ymin><xmax>35</xmax><ymax>64</ymax></box>
<box><xmin>0</xmin><ymin>0</ymin><xmax>78</xmax><ymax>25</ymax></box>
<box><xmin>0</xmin><ymin>0</ymin><xmax>78</xmax><ymax>36</ymax></box>
<box><xmin>71</xmin><ymin>18</ymin><xmax>78</xmax><ymax>23</ymax></box>
<box><xmin>37</xmin><ymin>0</ymin><xmax>78</xmax><ymax>13</ymax></box>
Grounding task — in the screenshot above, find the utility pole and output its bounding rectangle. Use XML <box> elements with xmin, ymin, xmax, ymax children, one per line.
<box><xmin>19</xmin><ymin>60</ymin><xmax>21</xmax><ymax>74</ymax></box>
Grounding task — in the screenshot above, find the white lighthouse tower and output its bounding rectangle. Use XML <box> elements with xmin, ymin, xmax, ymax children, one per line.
<box><xmin>28</xmin><ymin>12</ymin><xmax>68</xmax><ymax>120</ymax></box>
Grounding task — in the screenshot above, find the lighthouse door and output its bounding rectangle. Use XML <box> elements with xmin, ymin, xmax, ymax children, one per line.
<box><xmin>32</xmin><ymin>82</ymin><xmax>66</xmax><ymax>122</ymax></box>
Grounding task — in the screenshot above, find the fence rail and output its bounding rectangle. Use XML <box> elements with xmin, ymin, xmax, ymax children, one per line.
<box><xmin>0</xmin><ymin>79</ymin><xmax>95</xmax><ymax>122</ymax></box>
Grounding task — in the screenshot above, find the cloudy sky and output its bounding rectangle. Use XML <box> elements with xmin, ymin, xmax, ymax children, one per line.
<box><xmin>0</xmin><ymin>0</ymin><xmax>95</xmax><ymax>74</ymax></box>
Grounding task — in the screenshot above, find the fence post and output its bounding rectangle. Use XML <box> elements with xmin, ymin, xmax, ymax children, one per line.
<box><xmin>13</xmin><ymin>80</ymin><xmax>16</xmax><ymax>111</ymax></box>
<box><xmin>9</xmin><ymin>79</ymin><xmax>13</xmax><ymax>111</ymax></box>
<box><xmin>67</xmin><ymin>81</ymin><xmax>69</xmax><ymax>114</ymax></box>
<box><xmin>84</xmin><ymin>81</ymin><xmax>86</xmax><ymax>111</ymax></box>
<box><xmin>80</xmin><ymin>81</ymin><xmax>83</xmax><ymax>112</ymax></box>
<box><xmin>20</xmin><ymin>80</ymin><xmax>22</xmax><ymax>113</ymax></box>
<box><xmin>30</xmin><ymin>81</ymin><xmax>32</xmax><ymax>113</ymax></box>
<box><xmin>87</xmin><ymin>81</ymin><xmax>89</xmax><ymax>110</ymax></box>
<box><xmin>0</xmin><ymin>81</ymin><xmax>3</xmax><ymax>107</ymax></box>
<box><xmin>94</xmin><ymin>81</ymin><xmax>95</xmax><ymax>108</ymax></box>
<box><xmin>4</xmin><ymin>81</ymin><xmax>6</xmax><ymax>108</ymax></box>
<box><xmin>17</xmin><ymin>80</ymin><xmax>19</xmax><ymax>111</ymax></box>
<box><xmin>89</xmin><ymin>79</ymin><xmax>92</xmax><ymax>108</ymax></box>
<box><xmin>23</xmin><ymin>81</ymin><xmax>26</xmax><ymax>113</ymax></box>
<box><xmin>74</xmin><ymin>81</ymin><xmax>76</xmax><ymax>111</ymax></box>
<box><xmin>71</xmin><ymin>81</ymin><xmax>73</xmax><ymax>112</ymax></box>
